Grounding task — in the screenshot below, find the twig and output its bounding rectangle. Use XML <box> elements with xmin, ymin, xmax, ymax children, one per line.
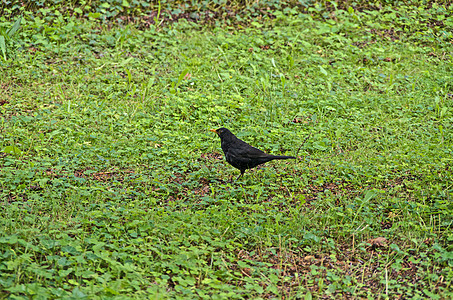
<box><xmin>296</xmin><ymin>133</ymin><xmax>311</xmax><ymax>157</ymax></box>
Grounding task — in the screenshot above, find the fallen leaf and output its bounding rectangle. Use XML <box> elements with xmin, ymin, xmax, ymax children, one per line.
<box><xmin>367</xmin><ymin>237</ymin><xmax>388</xmax><ymax>248</ymax></box>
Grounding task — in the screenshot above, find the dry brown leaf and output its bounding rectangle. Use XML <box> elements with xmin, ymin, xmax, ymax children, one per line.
<box><xmin>368</xmin><ymin>237</ymin><xmax>388</xmax><ymax>248</ymax></box>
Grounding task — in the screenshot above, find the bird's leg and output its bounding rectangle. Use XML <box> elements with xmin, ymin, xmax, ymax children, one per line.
<box><xmin>235</xmin><ymin>170</ymin><xmax>245</xmax><ymax>181</ymax></box>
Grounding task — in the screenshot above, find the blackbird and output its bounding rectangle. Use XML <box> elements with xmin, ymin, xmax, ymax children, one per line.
<box><xmin>210</xmin><ymin>127</ymin><xmax>296</xmax><ymax>179</ymax></box>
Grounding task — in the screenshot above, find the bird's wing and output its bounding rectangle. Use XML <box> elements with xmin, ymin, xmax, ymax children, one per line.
<box><xmin>228</xmin><ymin>140</ymin><xmax>270</xmax><ymax>158</ymax></box>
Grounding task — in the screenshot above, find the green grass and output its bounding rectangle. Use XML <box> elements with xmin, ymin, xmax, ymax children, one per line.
<box><xmin>1</xmin><ymin>1</ymin><xmax>452</xmax><ymax>299</ymax></box>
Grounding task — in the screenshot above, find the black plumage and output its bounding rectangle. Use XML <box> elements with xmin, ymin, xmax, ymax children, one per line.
<box><xmin>210</xmin><ymin>127</ymin><xmax>296</xmax><ymax>179</ymax></box>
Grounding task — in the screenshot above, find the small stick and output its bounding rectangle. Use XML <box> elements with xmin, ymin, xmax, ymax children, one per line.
<box><xmin>296</xmin><ymin>133</ymin><xmax>311</xmax><ymax>157</ymax></box>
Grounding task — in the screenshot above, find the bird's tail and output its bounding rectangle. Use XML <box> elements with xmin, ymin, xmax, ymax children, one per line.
<box><xmin>272</xmin><ymin>155</ymin><xmax>296</xmax><ymax>160</ymax></box>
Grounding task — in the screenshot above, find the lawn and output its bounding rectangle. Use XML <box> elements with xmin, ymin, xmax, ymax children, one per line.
<box><xmin>1</xmin><ymin>1</ymin><xmax>452</xmax><ymax>298</ymax></box>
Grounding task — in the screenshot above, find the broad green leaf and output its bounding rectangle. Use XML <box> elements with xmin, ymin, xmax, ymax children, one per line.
<box><xmin>0</xmin><ymin>36</ymin><xmax>5</xmax><ymax>60</ymax></box>
<box><xmin>88</xmin><ymin>12</ymin><xmax>101</xmax><ymax>19</ymax></box>
<box><xmin>176</xmin><ymin>68</ymin><xmax>189</xmax><ymax>87</ymax></box>
<box><xmin>2</xmin><ymin>145</ymin><xmax>22</xmax><ymax>156</ymax></box>
<box><xmin>7</xmin><ymin>17</ymin><xmax>21</xmax><ymax>37</ymax></box>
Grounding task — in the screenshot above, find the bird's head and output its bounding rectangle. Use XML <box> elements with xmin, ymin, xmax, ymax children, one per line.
<box><xmin>210</xmin><ymin>127</ymin><xmax>231</xmax><ymax>139</ymax></box>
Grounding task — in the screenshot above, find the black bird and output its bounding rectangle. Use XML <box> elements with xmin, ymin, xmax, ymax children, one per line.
<box><xmin>210</xmin><ymin>127</ymin><xmax>296</xmax><ymax>179</ymax></box>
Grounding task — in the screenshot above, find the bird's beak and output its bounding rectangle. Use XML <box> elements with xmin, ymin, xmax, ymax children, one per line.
<box><xmin>209</xmin><ymin>129</ymin><xmax>217</xmax><ymax>134</ymax></box>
